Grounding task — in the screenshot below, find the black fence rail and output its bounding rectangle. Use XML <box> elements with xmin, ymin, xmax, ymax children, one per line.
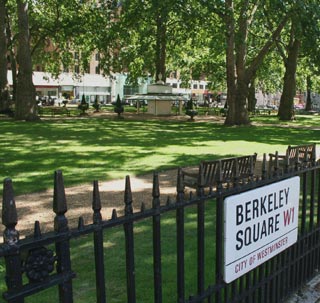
<box><xmin>1</xmin><ymin>155</ymin><xmax>320</xmax><ymax>303</ymax></box>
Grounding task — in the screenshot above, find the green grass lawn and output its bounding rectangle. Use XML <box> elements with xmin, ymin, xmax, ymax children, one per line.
<box><xmin>0</xmin><ymin>112</ymin><xmax>319</xmax><ymax>302</ymax></box>
<box><xmin>0</xmin><ymin>112</ymin><xmax>319</xmax><ymax>196</ymax></box>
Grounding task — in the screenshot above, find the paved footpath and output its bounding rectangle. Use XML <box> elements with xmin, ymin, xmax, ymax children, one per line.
<box><xmin>285</xmin><ymin>274</ymin><xmax>320</xmax><ymax>303</ymax></box>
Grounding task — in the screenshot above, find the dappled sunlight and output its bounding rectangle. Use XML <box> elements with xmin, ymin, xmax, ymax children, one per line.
<box><xmin>0</xmin><ymin>115</ymin><xmax>319</xmax><ymax>203</ymax></box>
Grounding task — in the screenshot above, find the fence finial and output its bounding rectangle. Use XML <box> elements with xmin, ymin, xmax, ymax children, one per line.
<box><xmin>233</xmin><ymin>158</ymin><xmax>239</xmax><ymax>186</ymax></box>
<box><xmin>33</xmin><ymin>221</ymin><xmax>42</xmax><ymax>239</ymax></box>
<box><xmin>217</xmin><ymin>160</ymin><xmax>223</xmax><ymax>182</ymax></box>
<box><xmin>176</xmin><ymin>168</ymin><xmax>184</xmax><ymax>202</ymax></box>
<box><xmin>294</xmin><ymin>151</ymin><xmax>300</xmax><ymax>170</ymax></box>
<box><xmin>92</xmin><ymin>180</ymin><xmax>102</xmax><ymax>223</ymax></box>
<box><xmin>197</xmin><ymin>163</ymin><xmax>205</xmax><ymax>197</ymax></box>
<box><xmin>262</xmin><ymin>153</ymin><xmax>267</xmax><ymax>179</ymax></box>
<box><xmin>152</xmin><ymin>172</ymin><xmax>160</xmax><ymax>208</ymax></box>
<box><xmin>53</xmin><ymin>170</ymin><xmax>67</xmax><ymax>214</ymax></box>
<box><xmin>124</xmin><ymin>176</ymin><xmax>133</xmax><ymax>215</ymax></box>
<box><xmin>274</xmin><ymin>151</ymin><xmax>280</xmax><ymax>175</ymax></box>
<box><xmin>2</xmin><ymin>178</ymin><xmax>19</xmax><ymax>245</ymax></box>
<box><xmin>112</xmin><ymin>209</ymin><xmax>118</xmax><ymax>219</ymax></box>
<box><xmin>53</xmin><ymin>170</ymin><xmax>69</xmax><ymax>232</ymax></box>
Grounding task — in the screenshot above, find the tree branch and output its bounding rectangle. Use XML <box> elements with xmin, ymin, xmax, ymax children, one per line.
<box><xmin>246</xmin><ymin>13</ymin><xmax>290</xmax><ymax>82</ymax></box>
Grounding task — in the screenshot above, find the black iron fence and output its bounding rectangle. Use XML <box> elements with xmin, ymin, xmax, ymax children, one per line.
<box><xmin>1</xmin><ymin>155</ymin><xmax>320</xmax><ymax>303</ymax></box>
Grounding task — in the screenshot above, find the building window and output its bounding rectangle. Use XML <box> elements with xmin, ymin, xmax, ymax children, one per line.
<box><xmin>95</xmin><ymin>53</ymin><xmax>100</xmax><ymax>61</ymax></box>
<box><xmin>74</xmin><ymin>52</ymin><xmax>79</xmax><ymax>60</ymax></box>
<box><xmin>124</xmin><ymin>85</ymin><xmax>139</xmax><ymax>96</ymax></box>
<box><xmin>74</xmin><ymin>65</ymin><xmax>80</xmax><ymax>74</ymax></box>
<box><xmin>172</xmin><ymin>83</ymin><xmax>178</xmax><ymax>88</ymax></box>
<box><xmin>199</xmin><ymin>84</ymin><xmax>204</xmax><ymax>89</ymax></box>
<box><xmin>95</xmin><ymin>65</ymin><xmax>100</xmax><ymax>74</ymax></box>
<box><xmin>193</xmin><ymin>84</ymin><xmax>198</xmax><ymax>89</ymax></box>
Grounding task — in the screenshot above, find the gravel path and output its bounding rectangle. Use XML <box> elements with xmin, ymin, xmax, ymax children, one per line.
<box><xmin>8</xmin><ymin>168</ymin><xmax>181</xmax><ymax>238</ymax></box>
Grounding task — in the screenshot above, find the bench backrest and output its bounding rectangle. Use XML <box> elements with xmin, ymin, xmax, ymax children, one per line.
<box><xmin>201</xmin><ymin>153</ymin><xmax>257</xmax><ymax>185</ymax></box>
<box><xmin>286</xmin><ymin>143</ymin><xmax>316</xmax><ymax>163</ymax></box>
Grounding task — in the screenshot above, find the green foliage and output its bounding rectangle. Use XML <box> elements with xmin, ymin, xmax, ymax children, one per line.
<box><xmin>96</xmin><ymin>0</ymin><xmax>224</xmax><ymax>84</ymax></box>
<box><xmin>26</xmin><ymin>0</ymin><xmax>107</xmax><ymax>74</ymax></box>
<box><xmin>1</xmin><ymin>114</ymin><xmax>319</xmax><ymax>195</ymax></box>
<box><xmin>2</xmin><ymin>0</ymin><xmax>320</xmax><ymax>122</ymax></box>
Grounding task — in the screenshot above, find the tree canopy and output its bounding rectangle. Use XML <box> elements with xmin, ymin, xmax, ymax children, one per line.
<box><xmin>1</xmin><ymin>0</ymin><xmax>320</xmax><ymax>123</ymax></box>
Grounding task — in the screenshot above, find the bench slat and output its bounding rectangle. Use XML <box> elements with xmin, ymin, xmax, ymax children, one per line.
<box><xmin>182</xmin><ymin>153</ymin><xmax>257</xmax><ymax>190</ymax></box>
<box><xmin>269</xmin><ymin>143</ymin><xmax>316</xmax><ymax>173</ymax></box>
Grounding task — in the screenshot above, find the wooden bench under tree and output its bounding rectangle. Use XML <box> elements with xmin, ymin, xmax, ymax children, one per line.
<box><xmin>38</xmin><ymin>106</ymin><xmax>71</xmax><ymax>117</ymax></box>
<box><xmin>182</xmin><ymin>153</ymin><xmax>257</xmax><ymax>190</ymax></box>
<box><xmin>269</xmin><ymin>143</ymin><xmax>316</xmax><ymax>173</ymax></box>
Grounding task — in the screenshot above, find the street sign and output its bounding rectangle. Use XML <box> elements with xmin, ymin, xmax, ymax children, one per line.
<box><xmin>224</xmin><ymin>177</ymin><xmax>300</xmax><ymax>283</ymax></box>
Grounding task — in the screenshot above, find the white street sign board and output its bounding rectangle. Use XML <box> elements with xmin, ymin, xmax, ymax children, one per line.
<box><xmin>224</xmin><ymin>177</ymin><xmax>300</xmax><ymax>283</ymax></box>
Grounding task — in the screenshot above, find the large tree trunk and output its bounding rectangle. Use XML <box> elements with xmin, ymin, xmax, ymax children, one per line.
<box><xmin>6</xmin><ymin>12</ymin><xmax>18</xmax><ymax>103</ymax></box>
<box><xmin>247</xmin><ymin>79</ymin><xmax>257</xmax><ymax>112</ymax></box>
<box><xmin>0</xmin><ymin>0</ymin><xmax>9</xmax><ymax>111</ymax></box>
<box><xmin>223</xmin><ymin>1</ymin><xmax>289</xmax><ymax>126</ymax></box>
<box><xmin>305</xmin><ymin>75</ymin><xmax>312</xmax><ymax>111</ymax></box>
<box><xmin>155</xmin><ymin>12</ymin><xmax>167</xmax><ymax>82</ymax></box>
<box><xmin>224</xmin><ymin>0</ymin><xmax>237</xmax><ymax>125</ymax></box>
<box><xmin>278</xmin><ymin>38</ymin><xmax>300</xmax><ymax>121</ymax></box>
<box><xmin>15</xmin><ymin>0</ymin><xmax>38</xmax><ymax>121</ymax></box>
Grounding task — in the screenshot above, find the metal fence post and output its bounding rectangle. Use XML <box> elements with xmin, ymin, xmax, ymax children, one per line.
<box><xmin>152</xmin><ymin>172</ymin><xmax>162</xmax><ymax>303</ymax></box>
<box><xmin>2</xmin><ymin>178</ymin><xmax>23</xmax><ymax>303</ymax></box>
<box><xmin>196</xmin><ymin>164</ymin><xmax>205</xmax><ymax>297</ymax></box>
<box><xmin>53</xmin><ymin>170</ymin><xmax>73</xmax><ymax>303</ymax></box>
<box><xmin>124</xmin><ymin>176</ymin><xmax>136</xmax><ymax>303</ymax></box>
<box><xmin>176</xmin><ymin>168</ymin><xmax>185</xmax><ymax>303</ymax></box>
<box><xmin>92</xmin><ymin>180</ymin><xmax>106</xmax><ymax>303</ymax></box>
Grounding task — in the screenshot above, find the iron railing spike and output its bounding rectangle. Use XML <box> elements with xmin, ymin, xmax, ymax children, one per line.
<box><xmin>166</xmin><ymin>196</ymin><xmax>172</xmax><ymax>206</ymax></box>
<box><xmin>78</xmin><ymin>217</ymin><xmax>84</xmax><ymax>230</ymax></box>
<box><xmin>2</xmin><ymin>178</ymin><xmax>19</xmax><ymax>245</ymax></box>
<box><xmin>262</xmin><ymin>153</ymin><xmax>267</xmax><ymax>179</ymax></box>
<box><xmin>92</xmin><ymin>180</ymin><xmax>102</xmax><ymax>223</ymax></box>
<box><xmin>152</xmin><ymin>171</ymin><xmax>160</xmax><ymax>198</ymax></box>
<box><xmin>152</xmin><ymin>171</ymin><xmax>161</xmax><ymax>209</ymax></box>
<box><xmin>92</xmin><ymin>180</ymin><xmax>102</xmax><ymax>211</ymax></box>
<box><xmin>189</xmin><ymin>191</ymin><xmax>193</xmax><ymax>200</ymax></box>
<box><xmin>124</xmin><ymin>176</ymin><xmax>133</xmax><ymax>215</ymax></box>
<box><xmin>112</xmin><ymin>209</ymin><xmax>118</xmax><ymax>220</ymax></box>
<box><xmin>34</xmin><ymin>221</ymin><xmax>42</xmax><ymax>239</ymax></box>
<box><xmin>140</xmin><ymin>202</ymin><xmax>146</xmax><ymax>212</ymax></box>
<box><xmin>176</xmin><ymin>168</ymin><xmax>184</xmax><ymax>202</ymax></box>
<box><xmin>2</xmin><ymin>178</ymin><xmax>17</xmax><ymax>227</ymax></box>
<box><xmin>53</xmin><ymin>170</ymin><xmax>67</xmax><ymax>215</ymax></box>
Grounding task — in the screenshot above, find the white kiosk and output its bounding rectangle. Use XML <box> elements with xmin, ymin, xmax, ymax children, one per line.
<box><xmin>147</xmin><ymin>84</ymin><xmax>173</xmax><ymax>115</ymax></box>
<box><xmin>128</xmin><ymin>83</ymin><xmax>187</xmax><ymax>116</ymax></box>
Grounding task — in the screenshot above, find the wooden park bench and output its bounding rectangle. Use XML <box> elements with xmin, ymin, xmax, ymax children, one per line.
<box><xmin>269</xmin><ymin>143</ymin><xmax>316</xmax><ymax>173</ymax></box>
<box><xmin>38</xmin><ymin>106</ymin><xmax>71</xmax><ymax>117</ymax></box>
<box><xmin>182</xmin><ymin>153</ymin><xmax>257</xmax><ymax>190</ymax></box>
<box><xmin>50</xmin><ymin>107</ymin><xmax>71</xmax><ymax>117</ymax></box>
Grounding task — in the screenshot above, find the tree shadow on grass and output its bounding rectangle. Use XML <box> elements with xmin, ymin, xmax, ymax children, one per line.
<box><xmin>1</xmin><ymin>117</ymin><xmax>318</xmax><ymax>196</ymax></box>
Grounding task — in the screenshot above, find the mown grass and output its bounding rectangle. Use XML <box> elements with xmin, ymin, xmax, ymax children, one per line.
<box><xmin>0</xmin><ymin>112</ymin><xmax>319</xmax><ymax>196</ymax></box>
<box><xmin>0</xmin><ymin>112</ymin><xmax>319</xmax><ymax>302</ymax></box>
